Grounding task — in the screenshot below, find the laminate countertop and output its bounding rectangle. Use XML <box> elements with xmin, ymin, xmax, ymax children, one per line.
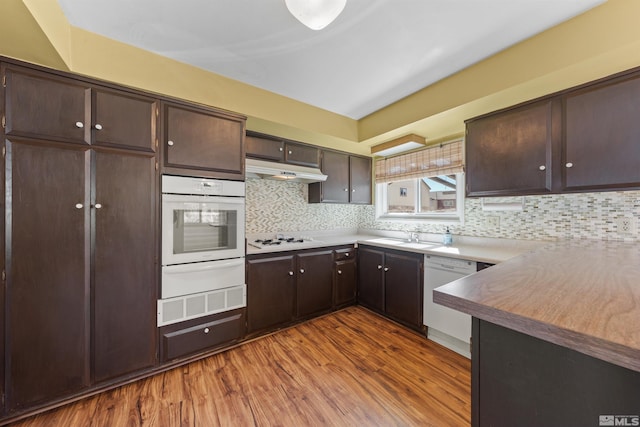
<box><xmin>433</xmin><ymin>240</ymin><xmax>640</xmax><ymax>373</ymax></box>
<box><xmin>246</xmin><ymin>232</ymin><xmax>543</xmax><ymax>264</ymax></box>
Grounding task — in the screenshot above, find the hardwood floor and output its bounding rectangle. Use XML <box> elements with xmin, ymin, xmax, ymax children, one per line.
<box><xmin>10</xmin><ymin>307</ymin><xmax>471</xmax><ymax>426</ymax></box>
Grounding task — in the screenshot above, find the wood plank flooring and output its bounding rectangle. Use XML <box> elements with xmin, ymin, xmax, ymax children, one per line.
<box><xmin>10</xmin><ymin>306</ymin><xmax>471</xmax><ymax>426</ymax></box>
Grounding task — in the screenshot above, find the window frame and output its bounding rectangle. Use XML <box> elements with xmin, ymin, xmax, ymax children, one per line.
<box><xmin>375</xmin><ymin>172</ymin><xmax>465</xmax><ymax>224</ymax></box>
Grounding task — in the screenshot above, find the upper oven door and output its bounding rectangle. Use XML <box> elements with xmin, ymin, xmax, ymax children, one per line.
<box><xmin>162</xmin><ymin>194</ymin><xmax>245</xmax><ymax>265</ymax></box>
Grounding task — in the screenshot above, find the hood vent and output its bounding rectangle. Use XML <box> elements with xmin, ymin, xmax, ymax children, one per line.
<box><xmin>245</xmin><ymin>158</ymin><xmax>328</xmax><ymax>184</ymax></box>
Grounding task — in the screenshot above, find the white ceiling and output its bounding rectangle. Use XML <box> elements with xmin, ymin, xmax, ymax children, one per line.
<box><xmin>57</xmin><ymin>0</ymin><xmax>604</xmax><ymax>120</ymax></box>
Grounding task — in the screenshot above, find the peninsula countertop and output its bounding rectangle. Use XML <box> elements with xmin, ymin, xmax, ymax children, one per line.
<box><xmin>433</xmin><ymin>240</ymin><xmax>640</xmax><ymax>373</ymax></box>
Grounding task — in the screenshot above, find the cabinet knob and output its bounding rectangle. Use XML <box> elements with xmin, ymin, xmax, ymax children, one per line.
<box><xmin>377</xmin><ymin>265</ymin><xmax>382</xmax><ymax>270</ymax></box>
<box><xmin>94</xmin><ymin>123</ymin><xmax>103</xmax><ymax>130</ymax></box>
<box><xmin>299</xmin><ymin>268</ymin><xmax>305</xmax><ymax>274</ymax></box>
<box><xmin>288</xmin><ymin>150</ymin><xmax>292</xmax><ymax>155</ymax></box>
<box><xmin>288</xmin><ymin>271</ymin><xmax>294</xmax><ymax>276</ymax></box>
<box><xmin>75</xmin><ymin>121</ymin><xmax>84</xmax><ymax>128</ymax></box>
<box><xmin>168</xmin><ymin>140</ymin><xmax>175</xmax><ymax>146</ymax></box>
<box><xmin>565</xmin><ymin>162</ymin><xmax>573</xmax><ymax>168</ymax></box>
<box><xmin>345</xmin><ymin>253</ymin><xmax>349</xmax><ymax>257</ymax></box>
<box><xmin>94</xmin><ymin>203</ymin><xmax>102</xmax><ymax>209</ymax></box>
<box><xmin>337</xmin><ymin>270</ymin><xmax>342</xmax><ymax>275</ymax></box>
<box><xmin>204</xmin><ymin>327</ymin><xmax>210</xmax><ymax>334</ymax></box>
<box><xmin>538</xmin><ymin>165</ymin><xmax>546</xmax><ymax>171</ymax></box>
<box><xmin>75</xmin><ymin>203</ymin><xmax>83</xmax><ymax>209</ymax></box>
<box><xmin>344</xmin><ymin>188</ymin><xmax>349</xmax><ymax>192</ymax></box>
<box><xmin>352</xmin><ymin>189</ymin><xmax>356</xmax><ymax>192</ymax></box>
<box><xmin>384</xmin><ymin>267</ymin><xmax>389</xmax><ymax>272</ymax></box>
<box><xmin>279</xmin><ymin>147</ymin><xmax>283</xmax><ymax>152</ymax></box>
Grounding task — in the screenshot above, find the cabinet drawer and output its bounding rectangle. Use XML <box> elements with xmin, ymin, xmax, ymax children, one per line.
<box><xmin>160</xmin><ymin>309</ymin><xmax>245</xmax><ymax>361</ymax></box>
<box><xmin>334</xmin><ymin>246</ymin><xmax>356</xmax><ymax>261</ymax></box>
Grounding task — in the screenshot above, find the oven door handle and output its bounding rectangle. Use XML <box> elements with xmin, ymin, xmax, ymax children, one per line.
<box><xmin>163</xmin><ymin>259</ymin><xmax>244</xmax><ymax>274</ymax></box>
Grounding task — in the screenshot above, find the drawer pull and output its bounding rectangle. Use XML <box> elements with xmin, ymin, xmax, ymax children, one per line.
<box><xmin>300</xmin><ymin>268</ymin><xmax>305</xmax><ymax>274</ymax></box>
<box><xmin>345</xmin><ymin>253</ymin><xmax>349</xmax><ymax>257</ymax></box>
<box><xmin>289</xmin><ymin>271</ymin><xmax>294</xmax><ymax>276</ymax></box>
<box><xmin>384</xmin><ymin>267</ymin><xmax>389</xmax><ymax>272</ymax></box>
<box><xmin>377</xmin><ymin>265</ymin><xmax>382</xmax><ymax>270</ymax></box>
<box><xmin>337</xmin><ymin>270</ymin><xmax>342</xmax><ymax>275</ymax></box>
<box><xmin>94</xmin><ymin>123</ymin><xmax>103</xmax><ymax>130</ymax></box>
<box><xmin>75</xmin><ymin>121</ymin><xmax>84</xmax><ymax>128</ymax></box>
<box><xmin>204</xmin><ymin>328</ymin><xmax>210</xmax><ymax>334</ymax></box>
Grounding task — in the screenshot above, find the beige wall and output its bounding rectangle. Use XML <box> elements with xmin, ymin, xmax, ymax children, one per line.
<box><xmin>3</xmin><ymin>0</ymin><xmax>640</xmax><ymax>155</ymax></box>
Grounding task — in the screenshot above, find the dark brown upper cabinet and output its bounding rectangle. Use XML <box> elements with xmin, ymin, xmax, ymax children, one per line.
<box><xmin>245</xmin><ymin>131</ymin><xmax>320</xmax><ymax>168</ymax></box>
<box><xmin>465</xmin><ymin>98</ymin><xmax>560</xmax><ymax>197</ymax></box>
<box><xmin>465</xmin><ymin>66</ymin><xmax>640</xmax><ymax>197</ymax></box>
<box><xmin>562</xmin><ymin>71</ymin><xmax>640</xmax><ymax>192</ymax></box>
<box><xmin>309</xmin><ymin>150</ymin><xmax>372</xmax><ymax>204</ymax></box>
<box><xmin>245</xmin><ymin>134</ymin><xmax>284</xmax><ymax>161</ymax></box>
<box><xmin>284</xmin><ymin>141</ymin><xmax>319</xmax><ymax>167</ymax></box>
<box><xmin>3</xmin><ymin>63</ymin><xmax>158</xmax><ymax>153</ymax></box>
<box><xmin>162</xmin><ymin>102</ymin><xmax>245</xmax><ymax>180</ymax></box>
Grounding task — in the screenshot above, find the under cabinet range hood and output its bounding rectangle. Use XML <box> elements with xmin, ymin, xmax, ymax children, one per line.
<box><xmin>245</xmin><ymin>158</ymin><xmax>328</xmax><ymax>184</ymax></box>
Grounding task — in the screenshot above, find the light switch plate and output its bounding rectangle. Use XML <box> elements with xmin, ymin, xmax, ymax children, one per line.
<box><xmin>486</xmin><ymin>216</ymin><xmax>500</xmax><ymax>228</ymax></box>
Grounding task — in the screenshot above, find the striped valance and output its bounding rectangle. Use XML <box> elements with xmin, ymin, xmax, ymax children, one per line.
<box><xmin>375</xmin><ymin>139</ymin><xmax>464</xmax><ymax>183</ymax></box>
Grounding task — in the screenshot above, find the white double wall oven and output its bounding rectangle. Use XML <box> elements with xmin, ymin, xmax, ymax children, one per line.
<box><xmin>158</xmin><ymin>175</ymin><xmax>246</xmax><ymax>326</ymax></box>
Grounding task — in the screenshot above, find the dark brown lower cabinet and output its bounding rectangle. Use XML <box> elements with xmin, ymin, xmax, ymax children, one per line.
<box><xmin>92</xmin><ymin>150</ymin><xmax>157</xmax><ymax>383</ymax></box>
<box><xmin>334</xmin><ymin>246</ymin><xmax>357</xmax><ymax>308</ymax></box>
<box><xmin>246</xmin><ymin>254</ymin><xmax>296</xmax><ymax>334</ymax></box>
<box><xmin>159</xmin><ymin>309</ymin><xmax>245</xmax><ymax>362</ymax></box>
<box><xmin>473</xmin><ymin>318</ymin><xmax>640</xmax><ymax>427</ymax></box>
<box><xmin>296</xmin><ymin>249</ymin><xmax>334</xmax><ymax>318</ymax></box>
<box><xmin>358</xmin><ymin>245</ymin><xmax>423</xmax><ymax>331</ymax></box>
<box><xmin>6</xmin><ymin>140</ymin><xmax>91</xmax><ymax>411</ymax></box>
<box><xmin>4</xmin><ymin>139</ymin><xmax>158</xmax><ymax>414</ymax></box>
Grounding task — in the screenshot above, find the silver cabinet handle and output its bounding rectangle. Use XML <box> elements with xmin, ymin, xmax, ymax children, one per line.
<box><xmin>337</xmin><ymin>270</ymin><xmax>342</xmax><ymax>275</ymax></box>
<box><xmin>204</xmin><ymin>327</ymin><xmax>210</xmax><ymax>334</ymax></box>
<box><xmin>168</xmin><ymin>140</ymin><xmax>175</xmax><ymax>146</ymax></box>
<box><xmin>566</xmin><ymin>162</ymin><xmax>573</xmax><ymax>168</ymax></box>
<box><xmin>94</xmin><ymin>124</ymin><xmax>103</xmax><ymax>130</ymax></box>
<box><xmin>539</xmin><ymin>165</ymin><xmax>546</xmax><ymax>171</ymax></box>
<box><xmin>384</xmin><ymin>267</ymin><xmax>389</xmax><ymax>272</ymax></box>
<box><xmin>300</xmin><ymin>268</ymin><xmax>305</xmax><ymax>274</ymax></box>
<box><xmin>75</xmin><ymin>121</ymin><xmax>84</xmax><ymax>128</ymax></box>
<box><xmin>94</xmin><ymin>203</ymin><xmax>102</xmax><ymax>209</ymax></box>
<box><xmin>75</xmin><ymin>203</ymin><xmax>83</xmax><ymax>209</ymax></box>
<box><xmin>344</xmin><ymin>188</ymin><xmax>348</xmax><ymax>192</ymax></box>
<box><xmin>288</xmin><ymin>271</ymin><xmax>294</xmax><ymax>276</ymax></box>
<box><xmin>377</xmin><ymin>265</ymin><xmax>382</xmax><ymax>270</ymax></box>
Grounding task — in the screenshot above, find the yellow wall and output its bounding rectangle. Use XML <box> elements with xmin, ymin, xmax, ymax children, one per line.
<box><xmin>3</xmin><ymin>0</ymin><xmax>640</xmax><ymax>155</ymax></box>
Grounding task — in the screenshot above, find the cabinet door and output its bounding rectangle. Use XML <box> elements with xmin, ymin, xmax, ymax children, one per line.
<box><xmin>93</xmin><ymin>88</ymin><xmax>158</xmax><ymax>153</ymax></box>
<box><xmin>93</xmin><ymin>150</ymin><xmax>157</xmax><ymax>383</ymax></box>
<box><xmin>357</xmin><ymin>246</ymin><xmax>384</xmax><ymax>312</ymax></box>
<box><xmin>349</xmin><ymin>155</ymin><xmax>372</xmax><ymax>204</ymax></box>
<box><xmin>316</xmin><ymin>150</ymin><xmax>349</xmax><ymax>203</ymax></box>
<box><xmin>384</xmin><ymin>251</ymin><xmax>423</xmax><ymax>329</ymax></box>
<box><xmin>245</xmin><ymin>135</ymin><xmax>284</xmax><ymax>161</ymax></box>
<box><xmin>334</xmin><ymin>259</ymin><xmax>357</xmax><ymax>307</ymax></box>
<box><xmin>164</xmin><ymin>103</ymin><xmax>244</xmax><ymax>179</ymax></box>
<box><xmin>466</xmin><ymin>99</ymin><xmax>559</xmax><ymax>197</ymax></box>
<box><xmin>284</xmin><ymin>142</ymin><xmax>319</xmax><ymax>167</ymax></box>
<box><xmin>6</xmin><ymin>140</ymin><xmax>90</xmax><ymax>411</ymax></box>
<box><xmin>246</xmin><ymin>255</ymin><xmax>295</xmax><ymax>333</ymax></box>
<box><xmin>563</xmin><ymin>74</ymin><xmax>640</xmax><ymax>191</ymax></box>
<box><xmin>296</xmin><ymin>250</ymin><xmax>334</xmax><ymax>318</ymax></box>
<box><xmin>3</xmin><ymin>65</ymin><xmax>89</xmax><ymax>145</ymax></box>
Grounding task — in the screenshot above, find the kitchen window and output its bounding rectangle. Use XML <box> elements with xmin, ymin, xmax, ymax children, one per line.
<box><xmin>375</xmin><ymin>139</ymin><xmax>464</xmax><ymax>223</ymax></box>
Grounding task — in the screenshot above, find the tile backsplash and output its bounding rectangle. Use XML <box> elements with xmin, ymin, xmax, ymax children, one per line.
<box><xmin>246</xmin><ymin>179</ymin><xmax>640</xmax><ymax>242</ymax></box>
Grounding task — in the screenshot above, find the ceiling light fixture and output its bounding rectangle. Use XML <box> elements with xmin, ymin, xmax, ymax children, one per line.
<box><xmin>285</xmin><ymin>0</ymin><xmax>347</xmax><ymax>30</ymax></box>
<box><xmin>371</xmin><ymin>134</ymin><xmax>427</xmax><ymax>157</ymax></box>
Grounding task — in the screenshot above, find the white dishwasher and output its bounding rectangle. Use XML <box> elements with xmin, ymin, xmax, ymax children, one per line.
<box><xmin>423</xmin><ymin>254</ymin><xmax>477</xmax><ymax>358</ymax></box>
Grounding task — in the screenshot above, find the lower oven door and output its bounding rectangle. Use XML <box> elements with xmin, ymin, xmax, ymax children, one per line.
<box><xmin>161</xmin><ymin>258</ymin><xmax>245</xmax><ymax>299</ymax></box>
